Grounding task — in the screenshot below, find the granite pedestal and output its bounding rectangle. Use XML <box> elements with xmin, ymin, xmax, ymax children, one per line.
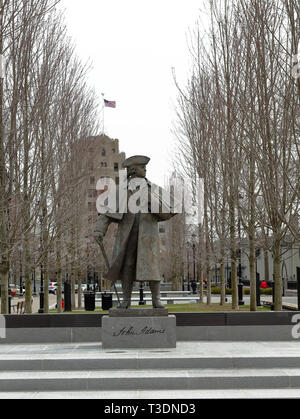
<box><xmin>102</xmin><ymin>309</ymin><xmax>177</xmax><ymax>349</ymax></box>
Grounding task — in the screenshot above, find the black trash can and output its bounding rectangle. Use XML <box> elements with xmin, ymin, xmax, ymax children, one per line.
<box><xmin>84</xmin><ymin>292</ymin><xmax>96</xmax><ymax>312</ymax></box>
<box><xmin>191</xmin><ymin>281</ymin><xmax>197</xmax><ymax>295</ymax></box>
<box><xmin>102</xmin><ymin>292</ymin><xmax>113</xmax><ymax>311</ymax></box>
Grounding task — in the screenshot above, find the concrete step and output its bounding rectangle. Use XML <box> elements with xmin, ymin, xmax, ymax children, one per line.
<box><xmin>1</xmin><ymin>368</ymin><xmax>300</xmax><ymax>392</ymax></box>
<box><xmin>1</xmin><ymin>355</ymin><xmax>300</xmax><ymax>371</ymax></box>
<box><xmin>2</xmin><ymin>342</ymin><xmax>300</xmax><ymax>394</ymax></box>
<box><xmin>2</xmin><ymin>388</ymin><xmax>300</xmax><ymax>399</ymax></box>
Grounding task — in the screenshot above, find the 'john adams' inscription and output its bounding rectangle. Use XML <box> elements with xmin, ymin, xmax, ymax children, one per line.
<box><xmin>113</xmin><ymin>326</ymin><xmax>166</xmax><ymax>337</ymax></box>
<box><xmin>102</xmin><ymin>316</ymin><xmax>176</xmax><ymax>349</ymax></box>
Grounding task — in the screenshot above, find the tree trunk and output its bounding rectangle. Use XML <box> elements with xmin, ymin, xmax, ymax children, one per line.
<box><xmin>57</xmin><ymin>269</ymin><xmax>63</xmax><ymax>314</ymax></box>
<box><xmin>249</xmin><ymin>152</ymin><xmax>257</xmax><ymax>311</ymax></box>
<box><xmin>198</xmin><ymin>225</ymin><xmax>204</xmax><ymax>303</ymax></box>
<box><xmin>77</xmin><ymin>269</ymin><xmax>82</xmax><ymax>310</ymax></box>
<box><xmin>0</xmin><ymin>261</ymin><xmax>8</xmax><ymax>314</ymax></box>
<box><xmin>0</xmin><ymin>0</ymin><xmax>9</xmax><ymax>315</ymax></box>
<box><xmin>230</xmin><ymin>198</ymin><xmax>238</xmax><ymax>310</ymax></box>
<box><xmin>249</xmin><ymin>241</ymin><xmax>257</xmax><ymax>311</ymax></box>
<box><xmin>24</xmin><ymin>235</ymin><xmax>32</xmax><ymax>314</ymax></box>
<box><xmin>273</xmin><ymin>238</ymin><xmax>282</xmax><ymax>311</ymax></box>
<box><xmin>220</xmin><ymin>260</ymin><xmax>226</xmax><ymax>306</ymax></box>
<box><xmin>43</xmin><ymin>263</ymin><xmax>49</xmax><ymax>314</ymax></box>
<box><xmin>56</xmin><ymin>231</ymin><xmax>63</xmax><ymax>313</ymax></box>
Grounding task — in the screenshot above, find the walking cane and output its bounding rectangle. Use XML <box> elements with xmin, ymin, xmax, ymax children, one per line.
<box><xmin>98</xmin><ymin>239</ymin><xmax>121</xmax><ymax>305</ymax></box>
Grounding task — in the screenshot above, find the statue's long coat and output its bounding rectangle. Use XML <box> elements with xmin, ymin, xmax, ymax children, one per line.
<box><xmin>94</xmin><ymin>181</ymin><xmax>176</xmax><ymax>284</ymax></box>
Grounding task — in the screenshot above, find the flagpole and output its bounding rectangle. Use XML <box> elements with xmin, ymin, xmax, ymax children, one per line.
<box><xmin>101</xmin><ymin>93</ymin><xmax>105</xmax><ymax>134</ymax></box>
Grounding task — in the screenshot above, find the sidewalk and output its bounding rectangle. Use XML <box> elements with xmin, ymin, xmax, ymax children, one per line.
<box><xmin>1</xmin><ymin>294</ymin><xmax>58</xmax><ymax>314</ymax></box>
<box><xmin>1</xmin><ymin>340</ymin><xmax>300</xmax><ymax>357</ymax></box>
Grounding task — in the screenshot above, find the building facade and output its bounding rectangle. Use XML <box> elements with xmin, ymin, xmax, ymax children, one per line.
<box><xmin>84</xmin><ymin>135</ymin><xmax>126</xmax><ymax>238</ymax></box>
<box><xmin>82</xmin><ymin>135</ymin><xmax>126</xmax><ymax>290</ymax></box>
<box><xmin>212</xmin><ymin>241</ymin><xmax>300</xmax><ymax>291</ymax></box>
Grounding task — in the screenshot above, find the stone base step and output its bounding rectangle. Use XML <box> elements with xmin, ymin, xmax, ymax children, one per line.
<box><xmin>1</xmin><ymin>368</ymin><xmax>300</xmax><ymax>392</ymax></box>
<box><xmin>1</xmin><ymin>388</ymin><xmax>300</xmax><ymax>399</ymax></box>
<box><xmin>1</xmin><ymin>355</ymin><xmax>300</xmax><ymax>371</ymax></box>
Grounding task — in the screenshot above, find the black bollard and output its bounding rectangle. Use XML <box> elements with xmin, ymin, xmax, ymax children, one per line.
<box><xmin>228</xmin><ymin>274</ymin><xmax>232</xmax><ymax>290</ymax></box>
<box><xmin>271</xmin><ymin>282</ymin><xmax>275</xmax><ymax>311</ymax></box>
<box><xmin>139</xmin><ymin>282</ymin><xmax>146</xmax><ymax>306</ymax></box>
<box><xmin>38</xmin><ymin>287</ymin><xmax>44</xmax><ymax>314</ymax></box>
<box><xmin>8</xmin><ymin>296</ymin><xmax>11</xmax><ymax>315</ymax></box>
<box><xmin>238</xmin><ymin>283</ymin><xmax>245</xmax><ymax>306</ymax></box>
<box><xmin>256</xmin><ymin>273</ymin><xmax>261</xmax><ymax>307</ymax></box>
<box><xmin>64</xmin><ymin>281</ymin><xmax>72</xmax><ymax>312</ymax></box>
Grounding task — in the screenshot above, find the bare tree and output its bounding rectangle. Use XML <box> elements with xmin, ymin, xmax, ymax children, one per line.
<box><xmin>0</xmin><ymin>0</ymin><xmax>99</xmax><ymax>314</ymax></box>
<box><xmin>173</xmin><ymin>0</ymin><xmax>299</xmax><ymax>312</ymax></box>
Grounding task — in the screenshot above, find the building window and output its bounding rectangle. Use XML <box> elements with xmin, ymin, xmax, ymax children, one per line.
<box><xmin>88</xmin><ymin>190</ymin><xmax>95</xmax><ymax>198</ymax></box>
<box><xmin>159</xmin><ymin>225</ymin><xmax>166</xmax><ymax>234</ymax></box>
<box><xmin>90</xmin><ymin>176</ymin><xmax>95</xmax><ymax>185</ymax></box>
<box><xmin>102</xmin><ymin>149</ymin><xmax>106</xmax><ymax>157</ymax></box>
<box><xmin>114</xmin><ymin>163</ymin><xmax>119</xmax><ymax>172</ymax></box>
<box><xmin>112</xmin><ymin>148</ymin><xmax>116</xmax><ymax>154</ymax></box>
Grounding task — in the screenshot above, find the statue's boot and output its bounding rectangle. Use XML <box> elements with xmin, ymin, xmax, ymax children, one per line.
<box><xmin>150</xmin><ymin>282</ymin><xmax>165</xmax><ymax>309</ymax></box>
<box><xmin>117</xmin><ymin>280</ymin><xmax>133</xmax><ymax>309</ymax></box>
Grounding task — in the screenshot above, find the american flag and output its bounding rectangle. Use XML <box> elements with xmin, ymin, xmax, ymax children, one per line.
<box><xmin>104</xmin><ymin>99</ymin><xmax>116</xmax><ymax>108</ymax></box>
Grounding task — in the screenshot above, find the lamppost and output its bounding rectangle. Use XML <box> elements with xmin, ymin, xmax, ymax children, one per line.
<box><xmin>191</xmin><ymin>234</ymin><xmax>197</xmax><ymax>294</ymax></box>
<box><xmin>187</xmin><ymin>243</ymin><xmax>191</xmax><ymax>291</ymax></box>
<box><xmin>93</xmin><ymin>270</ymin><xmax>96</xmax><ymax>293</ymax></box>
<box><xmin>85</xmin><ymin>237</ymin><xmax>91</xmax><ymax>291</ymax></box>
<box><xmin>38</xmin><ymin>203</ymin><xmax>45</xmax><ymax>314</ymax></box>
<box><xmin>256</xmin><ymin>249</ymin><xmax>261</xmax><ymax>307</ymax></box>
<box><xmin>192</xmin><ymin>234</ymin><xmax>196</xmax><ymax>282</ymax></box>
<box><xmin>38</xmin><ymin>264</ymin><xmax>44</xmax><ymax>314</ymax></box>
<box><xmin>18</xmin><ymin>244</ymin><xmax>23</xmax><ymax>294</ymax></box>
<box><xmin>237</xmin><ymin>196</ymin><xmax>244</xmax><ymax>306</ymax></box>
<box><xmin>226</xmin><ymin>252</ymin><xmax>230</xmax><ymax>288</ymax></box>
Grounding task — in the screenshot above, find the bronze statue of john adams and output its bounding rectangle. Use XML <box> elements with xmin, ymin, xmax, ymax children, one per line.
<box><xmin>94</xmin><ymin>155</ymin><xmax>177</xmax><ymax>309</ymax></box>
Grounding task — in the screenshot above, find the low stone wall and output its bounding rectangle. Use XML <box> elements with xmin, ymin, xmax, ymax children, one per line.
<box><xmin>1</xmin><ymin>312</ymin><xmax>300</xmax><ymax>344</ymax></box>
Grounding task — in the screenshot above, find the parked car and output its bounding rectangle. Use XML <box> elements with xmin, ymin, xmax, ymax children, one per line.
<box><xmin>48</xmin><ymin>282</ymin><xmax>58</xmax><ymax>295</ymax></box>
<box><xmin>74</xmin><ymin>284</ymin><xmax>82</xmax><ymax>293</ymax></box>
<box><xmin>81</xmin><ymin>284</ymin><xmax>87</xmax><ymax>293</ymax></box>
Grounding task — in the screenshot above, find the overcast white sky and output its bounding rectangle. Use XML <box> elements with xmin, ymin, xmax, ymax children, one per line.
<box><xmin>62</xmin><ymin>0</ymin><xmax>206</xmax><ymax>185</ymax></box>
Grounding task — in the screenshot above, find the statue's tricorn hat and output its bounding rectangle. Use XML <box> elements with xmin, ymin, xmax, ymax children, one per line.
<box><xmin>122</xmin><ymin>155</ymin><xmax>150</xmax><ymax>168</ymax></box>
